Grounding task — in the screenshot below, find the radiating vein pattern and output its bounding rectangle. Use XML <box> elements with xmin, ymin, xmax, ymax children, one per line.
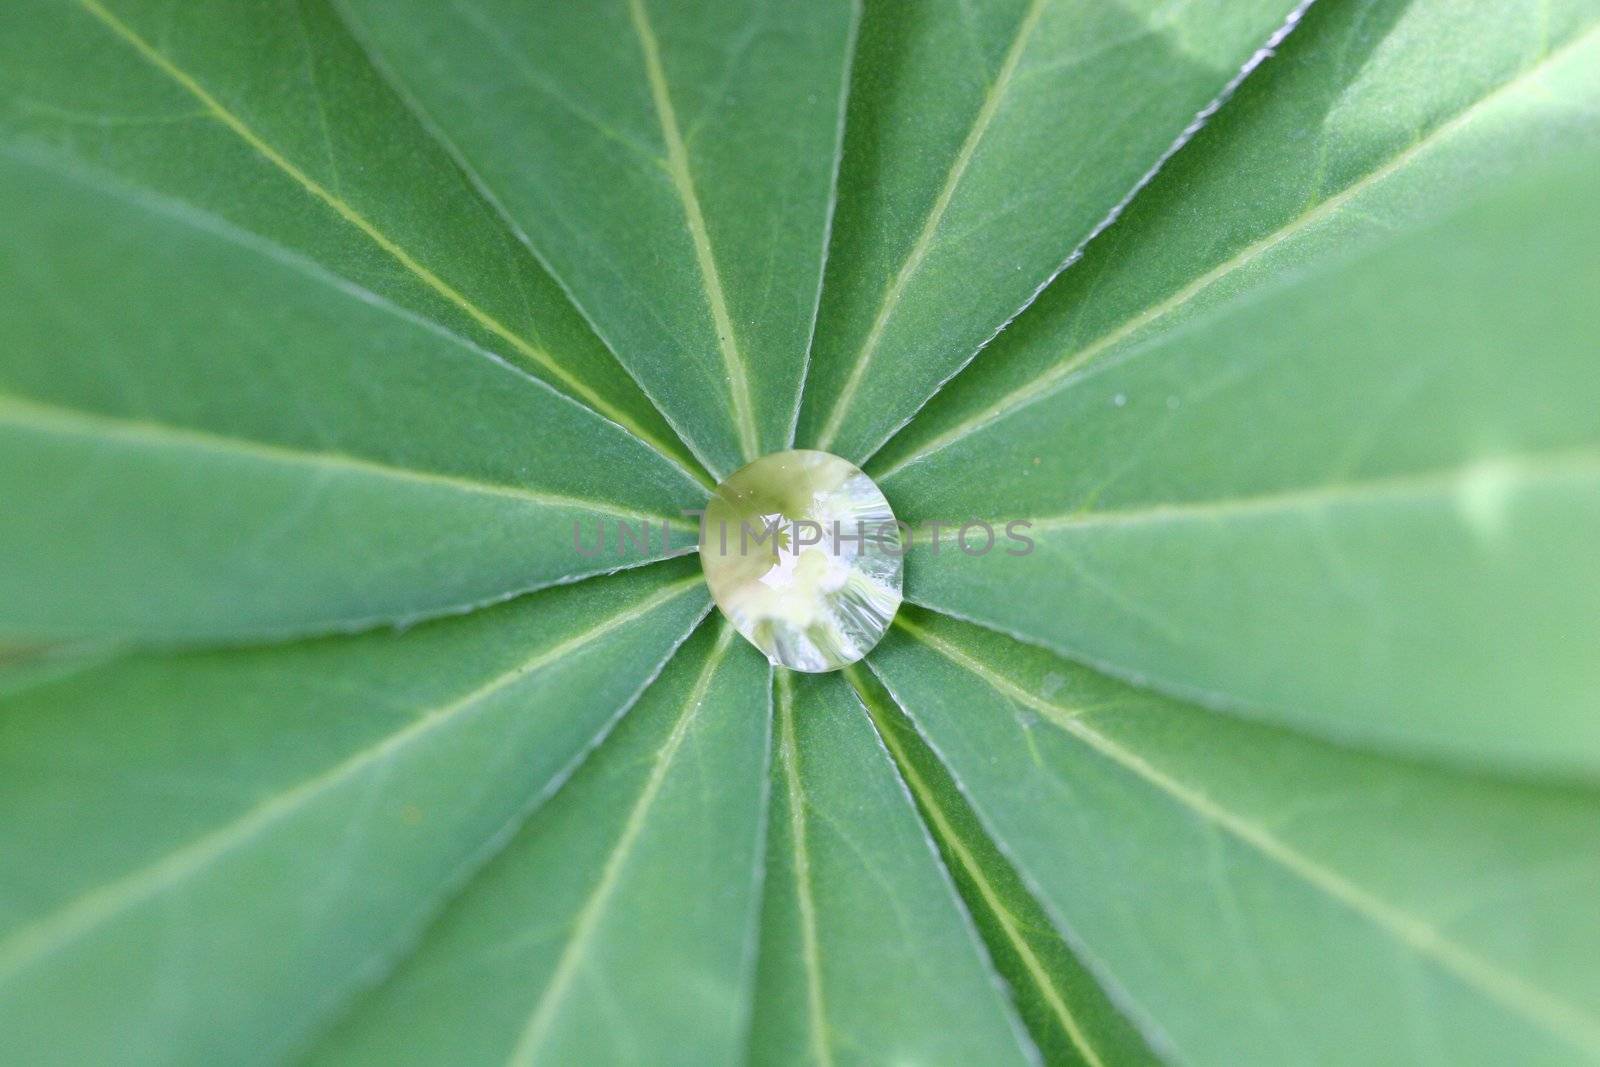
<box><xmin>890</xmin><ymin>144</ymin><xmax>1600</xmax><ymax>774</ymax></box>
<box><xmin>0</xmin><ymin>0</ymin><xmax>699</xmax><ymax>478</ymax></box>
<box><xmin>795</xmin><ymin>0</ymin><xmax>1311</xmax><ymax>462</ymax></box>
<box><xmin>0</xmin><ymin>145</ymin><xmax>704</xmax><ymax>641</ymax></box>
<box><xmin>312</xmin><ymin>620</ymin><xmax>773</xmax><ymax>1067</ymax></box>
<box><xmin>335</xmin><ymin>0</ymin><xmax>857</xmax><ymax>475</ymax></box>
<box><xmin>2</xmin><ymin>0</ymin><xmax>1599</xmax><ymax>1063</ymax></box>
<box><xmin>0</xmin><ymin>565</ymin><xmax>710</xmax><ymax>1065</ymax></box>
<box><xmin>873</xmin><ymin>609</ymin><xmax>1600</xmax><ymax>1064</ymax></box>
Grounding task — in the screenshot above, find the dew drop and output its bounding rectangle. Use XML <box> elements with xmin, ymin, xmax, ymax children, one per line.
<box><xmin>699</xmin><ymin>450</ymin><xmax>903</xmax><ymax>672</ymax></box>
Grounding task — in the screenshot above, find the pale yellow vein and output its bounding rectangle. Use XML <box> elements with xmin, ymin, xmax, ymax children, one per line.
<box><xmin>506</xmin><ymin>623</ymin><xmax>737</xmax><ymax>1066</ymax></box>
<box><xmin>873</xmin><ymin>21</ymin><xmax>1600</xmax><ymax>479</ymax></box>
<box><xmin>0</xmin><ymin>392</ymin><xmax>695</xmax><ymax>529</ymax></box>
<box><xmin>850</xmin><ymin>665</ymin><xmax>1105</xmax><ymax>1067</ymax></box>
<box><xmin>898</xmin><ymin>615</ymin><xmax>1600</xmax><ymax>1052</ymax></box>
<box><xmin>627</xmin><ymin>0</ymin><xmax>761</xmax><ymax>469</ymax></box>
<box><xmin>0</xmin><ymin>575</ymin><xmax>708</xmax><ymax>985</ymax></box>
<box><xmin>920</xmin><ymin>449</ymin><xmax>1600</xmax><ymax>539</ymax></box>
<box><xmin>73</xmin><ymin>0</ymin><xmax>711</xmax><ymax>490</ymax></box>
<box><xmin>813</xmin><ymin>0</ymin><xmax>1049</xmax><ymax>452</ymax></box>
<box><xmin>777</xmin><ymin>668</ymin><xmax>834</xmax><ymax>1067</ymax></box>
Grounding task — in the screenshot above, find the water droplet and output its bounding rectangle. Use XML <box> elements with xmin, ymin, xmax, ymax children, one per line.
<box><xmin>699</xmin><ymin>450</ymin><xmax>902</xmax><ymax>672</ymax></box>
<box><xmin>1113</xmin><ymin>393</ymin><xmax>1127</xmax><ymax>407</ymax></box>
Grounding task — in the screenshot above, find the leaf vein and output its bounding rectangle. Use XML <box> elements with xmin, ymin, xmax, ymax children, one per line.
<box><xmin>506</xmin><ymin>622</ymin><xmax>737</xmax><ymax>1065</ymax></box>
<box><xmin>776</xmin><ymin>670</ymin><xmax>834</xmax><ymax>1067</ymax></box>
<box><xmin>922</xmin><ymin>449</ymin><xmax>1600</xmax><ymax>537</ymax></box>
<box><xmin>0</xmin><ymin>392</ymin><xmax>694</xmax><ymax>528</ymax></box>
<box><xmin>626</xmin><ymin>0</ymin><xmax>761</xmax><ymax>471</ymax></box>
<box><xmin>897</xmin><ymin>615</ymin><xmax>1600</xmax><ymax>1051</ymax></box>
<box><xmin>71</xmin><ymin>0</ymin><xmax>708</xmax><ymax>488</ymax></box>
<box><xmin>0</xmin><ymin>576</ymin><xmax>707</xmax><ymax>987</ymax></box>
<box><xmin>812</xmin><ymin>0</ymin><xmax>1049</xmax><ymax>452</ymax></box>
<box><xmin>872</xmin><ymin>19</ymin><xmax>1600</xmax><ymax>478</ymax></box>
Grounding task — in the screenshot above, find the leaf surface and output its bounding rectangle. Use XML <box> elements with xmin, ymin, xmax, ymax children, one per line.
<box><xmin>0</xmin><ymin>146</ymin><xmax>704</xmax><ymax>643</ymax></box>
<box><xmin>0</xmin><ymin>0</ymin><xmax>695</xmax><ymax>476</ymax></box>
<box><xmin>795</xmin><ymin>0</ymin><xmax>1310</xmax><ymax>462</ymax></box>
<box><xmin>1</xmin><ymin>0</ymin><xmax>1596</xmax><ymax>1060</ymax></box>
<box><xmin>335</xmin><ymin>0</ymin><xmax>858</xmax><ymax>477</ymax></box>
<box><xmin>871</xmin><ymin>608</ymin><xmax>1600</xmax><ymax>1066</ymax></box>
<box><xmin>876</xmin><ymin>0</ymin><xmax>1600</xmax><ymax>472</ymax></box>
<box><xmin>746</xmin><ymin>670</ymin><xmax>1037</xmax><ymax>1065</ymax></box>
<box><xmin>310</xmin><ymin>621</ymin><xmax>772</xmax><ymax>1066</ymax></box>
<box><xmin>888</xmin><ymin>150</ymin><xmax>1600</xmax><ymax>772</ymax></box>
<box><xmin>846</xmin><ymin>665</ymin><xmax>1160</xmax><ymax>1067</ymax></box>
<box><xmin>0</xmin><ymin>562</ymin><xmax>708</xmax><ymax>1065</ymax></box>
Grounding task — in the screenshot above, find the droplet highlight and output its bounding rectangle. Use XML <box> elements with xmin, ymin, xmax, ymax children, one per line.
<box><xmin>699</xmin><ymin>450</ymin><xmax>902</xmax><ymax>672</ymax></box>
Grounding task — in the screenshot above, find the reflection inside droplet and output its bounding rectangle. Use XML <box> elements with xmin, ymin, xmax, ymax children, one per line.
<box><xmin>698</xmin><ymin>450</ymin><xmax>902</xmax><ymax>672</ymax></box>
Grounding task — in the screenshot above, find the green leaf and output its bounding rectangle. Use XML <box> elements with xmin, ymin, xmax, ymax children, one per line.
<box><xmin>846</xmin><ymin>665</ymin><xmax>1160</xmax><ymax>1067</ymax></box>
<box><xmin>308</xmin><ymin>620</ymin><xmax>772</xmax><ymax>1066</ymax></box>
<box><xmin>746</xmin><ymin>670</ymin><xmax>1036</xmax><ymax>1065</ymax></box>
<box><xmin>876</xmin><ymin>0</ymin><xmax>1600</xmax><ymax>472</ymax></box>
<box><xmin>0</xmin><ymin>562</ymin><xmax>708</xmax><ymax>1065</ymax></box>
<box><xmin>871</xmin><ymin>608</ymin><xmax>1600</xmax><ymax>1065</ymax></box>
<box><xmin>888</xmin><ymin>149</ymin><xmax>1600</xmax><ymax>774</ymax></box>
<box><xmin>0</xmin><ymin>0</ymin><xmax>696</xmax><ymax>478</ymax></box>
<box><xmin>0</xmin><ymin>646</ymin><xmax>116</xmax><ymax>702</ymax></box>
<box><xmin>0</xmin><ymin>145</ymin><xmax>705</xmax><ymax>643</ymax></box>
<box><xmin>334</xmin><ymin>0</ymin><xmax>859</xmax><ymax>477</ymax></box>
<box><xmin>4</xmin><ymin>0</ymin><xmax>1599</xmax><ymax>1060</ymax></box>
<box><xmin>794</xmin><ymin>0</ymin><xmax>1310</xmax><ymax>462</ymax></box>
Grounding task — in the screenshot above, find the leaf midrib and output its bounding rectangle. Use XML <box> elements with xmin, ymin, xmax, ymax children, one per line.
<box><xmin>775</xmin><ymin>670</ymin><xmax>834</xmax><ymax>1067</ymax></box>
<box><xmin>812</xmin><ymin>0</ymin><xmax>1049</xmax><ymax>453</ymax></box>
<box><xmin>869</xmin><ymin>19</ymin><xmax>1600</xmax><ymax>477</ymax></box>
<box><xmin>918</xmin><ymin>448</ymin><xmax>1600</xmax><ymax>538</ymax></box>
<box><xmin>0</xmin><ymin>392</ymin><xmax>695</xmax><ymax>529</ymax></box>
<box><xmin>847</xmin><ymin>665</ymin><xmax>1107</xmax><ymax>1067</ymax></box>
<box><xmin>505</xmin><ymin>622</ymin><xmax>737</xmax><ymax>1066</ymax></box>
<box><xmin>71</xmin><ymin>0</ymin><xmax>711</xmax><ymax>490</ymax></box>
<box><xmin>0</xmin><ymin>574</ymin><xmax>707</xmax><ymax>988</ymax></box>
<box><xmin>627</xmin><ymin>0</ymin><xmax>761</xmax><ymax>472</ymax></box>
<box><xmin>896</xmin><ymin>613</ymin><xmax>1600</xmax><ymax>1053</ymax></box>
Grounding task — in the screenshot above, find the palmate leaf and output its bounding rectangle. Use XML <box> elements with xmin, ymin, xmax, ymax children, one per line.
<box><xmin>335</xmin><ymin>0</ymin><xmax>858</xmax><ymax>477</ymax></box>
<box><xmin>0</xmin><ymin>562</ymin><xmax>708</xmax><ymax>1064</ymax></box>
<box><xmin>2</xmin><ymin>0</ymin><xmax>1598</xmax><ymax>1064</ymax></box>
